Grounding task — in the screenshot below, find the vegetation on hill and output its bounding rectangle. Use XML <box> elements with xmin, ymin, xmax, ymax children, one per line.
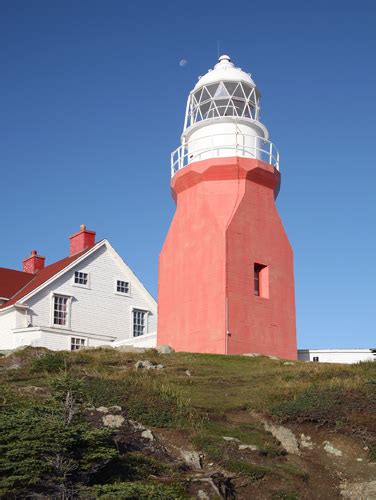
<box><xmin>0</xmin><ymin>347</ymin><xmax>375</xmax><ymax>499</ymax></box>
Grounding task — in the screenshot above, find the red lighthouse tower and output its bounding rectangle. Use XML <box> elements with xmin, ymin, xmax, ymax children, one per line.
<box><xmin>158</xmin><ymin>55</ymin><xmax>297</xmax><ymax>359</ymax></box>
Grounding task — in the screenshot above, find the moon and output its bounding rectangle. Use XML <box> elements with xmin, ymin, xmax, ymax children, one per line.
<box><xmin>179</xmin><ymin>59</ymin><xmax>188</xmax><ymax>67</ymax></box>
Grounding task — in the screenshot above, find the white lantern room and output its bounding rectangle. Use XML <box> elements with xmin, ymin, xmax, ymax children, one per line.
<box><xmin>171</xmin><ymin>55</ymin><xmax>279</xmax><ymax>176</ymax></box>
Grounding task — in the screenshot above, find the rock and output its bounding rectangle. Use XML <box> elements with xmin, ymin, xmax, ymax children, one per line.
<box><xmin>340</xmin><ymin>480</ymin><xmax>376</xmax><ymax>499</ymax></box>
<box><xmin>96</xmin><ymin>406</ymin><xmax>109</xmax><ymax>413</ymax></box>
<box><xmin>185</xmin><ymin>370</ymin><xmax>192</xmax><ymax>377</ymax></box>
<box><xmin>268</xmin><ymin>355</ymin><xmax>279</xmax><ymax>360</ymax></box>
<box><xmin>102</xmin><ymin>414</ymin><xmax>125</xmax><ymax>428</ymax></box>
<box><xmin>134</xmin><ymin>360</ymin><xmax>164</xmax><ymax>370</ymax></box>
<box><xmin>283</xmin><ymin>361</ymin><xmax>295</xmax><ymax>366</ymax></box>
<box><xmin>238</xmin><ymin>444</ymin><xmax>259</xmax><ymax>451</ymax></box>
<box><xmin>6</xmin><ymin>363</ymin><xmax>21</xmax><ymax>370</ymax></box>
<box><xmin>82</xmin><ymin>345</ymin><xmax>113</xmax><ymax>350</ymax></box>
<box><xmin>180</xmin><ymin>450</ymin><xmax>203</xmax><ymax>469</ymax></box>
<box><xmin>323</xmin><ymin>441</ymin><xmax>342</xmax><ymax>457</ymax></box>
<box><xmin>116</xmin><ymin>346</ymin><xmax>146</xmax><ymax>353</ymax></box>
<box><xmin>222</xmin><ymin>436</ymin><xmax>240</xmax><ymax>442</ymax></box>
<box><xmin>263</xmin><ymin>421</ymin><xmax>300</xmax><ymax>455</ymax></box>
<box><xmin>128</xmin><ymin>419</ymin><xmax>146</xmax><ymax>431</ymax></box>
<box><xmin>108</xmin><ymin>405</ymin><xmax>122</xmax><ymax>413</ymax></box>
<box><xmin>191</xmin><ymin>475</ymin><xmax>231</xmax><ymax>498</ymax></box>
<box><xmin>243</xmin><ymin>353</ymin><xmax>262</xmax><ymax>357</ymax></box>
<box><xmin>22</xmin><ymin>385</ymin><xmax>48</xmax><ymax>395</ymax></box>
<box><xmin>356</xmin><ymin>458</ymin><xmax>363</xmax><ymax>462</ymax></box>
<box><xmin>156</xmin><ymin>344</ymin><xmax>175</xmax><ymax>354</ymax></box>
<box><xmin>300</xmin><ymin>433</ymin><xmax>313</xmax><ymax>450</ymax></box>
<box><xmin>141</xmin><ymin>429</ymin><xmax>154</xmax><ymax>441</ymax></box>
<box><xmin>197</xmin><ymin>490</ymin><xmax>209</xmax><ymax>499</ymax></box>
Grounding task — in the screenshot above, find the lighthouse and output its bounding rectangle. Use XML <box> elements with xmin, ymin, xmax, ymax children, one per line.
<box><xmin>158</xmin><ymin>55</ymin><xmax>297</xmax><ymax>359</ymax></box>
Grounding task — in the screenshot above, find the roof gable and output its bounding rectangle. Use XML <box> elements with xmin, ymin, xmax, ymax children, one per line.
<box><xmin>0</xmin><ymin>246</ymin><xmax>93</xmax><ymax>309</ymax></box>
<box><xmin>0</xmin><ymin>240</ymin><xmax>156</xmax><ymax>313</ymax></box>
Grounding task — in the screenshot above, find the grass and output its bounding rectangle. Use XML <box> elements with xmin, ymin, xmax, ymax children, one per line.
<box><xmin>226</xmin><ymin>460</ymin><xmax>268</xmax><ymax>480</ymax></box>
<box><xmin>1</xmin><ymin>346</ymin><xmax>375</xmax><ymax>499</ymax></box>
<box><xmin>272</xmin><ymin>490</ymin><xmax>299</xmax><ymax>500</ymax></box>
<box><xmin>3</xmin><ymin>348</ymin><xmax>375</xmax><ymax>444</ymax></box>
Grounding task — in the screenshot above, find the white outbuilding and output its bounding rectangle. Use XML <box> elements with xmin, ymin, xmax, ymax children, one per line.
<box><xmin>298</xmin><ymin>348</ymin><xmax>375</xmax><ymax>364</ymax></box>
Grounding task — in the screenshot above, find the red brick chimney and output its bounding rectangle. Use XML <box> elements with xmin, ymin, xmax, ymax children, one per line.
<box><xmin>69</xmin><ymin>225</ymin><xmax>96</xmax><ymax>256</ymax></box>
<box><xmin>23</xmin><ymin>250</ymin><xmax>45</xmax><ymax>274</ymax></box>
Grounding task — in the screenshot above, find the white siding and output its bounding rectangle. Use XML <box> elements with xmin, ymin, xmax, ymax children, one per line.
<box><xmin>10</xmin><ymin>327</ymin><xmax>114</xmax><ymax>351</ymax></box>
<box><xmin>12</xmin><ymin>327</ymin><xmax>44</xmax><ymax>349</ymax></box>
<box><xmin>22</xmin><ymin>244</ymin><xmax>157</xmax><ymax>346</ymax></box>
<box><xmin>0</xmin><ymin>310</ymin><xmax>17</xmax><ymax>349</ymax></box>
<box><xmin>298</xmin><ymin>349</ymin><xmax>375</xmax><ymax>364</ymax></box>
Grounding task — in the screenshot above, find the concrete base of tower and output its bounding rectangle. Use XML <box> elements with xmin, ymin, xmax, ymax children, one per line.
<box><xmin>157</xmin><ymin>157</ymin><xmax>297</xmax><ymax>360</ymax></box>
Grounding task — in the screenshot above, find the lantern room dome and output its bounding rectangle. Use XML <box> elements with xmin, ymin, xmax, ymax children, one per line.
<box><xmin>193</xmin><ymin>54</ymin><xmax>257</xmax><ymax>91</ymax></box>
<box><xmin>170</xmin><ymin>54</ymin><xmax>279</xmax><ymax>178</ymax></box>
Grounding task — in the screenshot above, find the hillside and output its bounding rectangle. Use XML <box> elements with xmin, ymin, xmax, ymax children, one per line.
<box><xmin>0</xmin><ymin>347</ymin><xmax>375</xmax><ymax>499</ymax></box>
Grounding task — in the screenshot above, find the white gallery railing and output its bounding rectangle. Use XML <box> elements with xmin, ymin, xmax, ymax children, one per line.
<box><xmin>171</xmin><ymin>132</ymin><xmax>279</xmax><ymax>177</ymax></box>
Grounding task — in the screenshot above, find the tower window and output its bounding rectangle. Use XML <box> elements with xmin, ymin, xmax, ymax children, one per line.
<box><xmin>254</xmin><ymin>263</ymin><xmax>269</xmax><ymax>298</ymax></box>
<box><xmin>313</xmin><ymin>356</ymin><xmax>319</xmax><ymax>362</ymax></box>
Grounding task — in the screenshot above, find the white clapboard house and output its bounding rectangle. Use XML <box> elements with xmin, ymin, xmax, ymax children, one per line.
<box><xmin>0</xmin><ymin>225</ymin><xmax>157</xmax><ymax>351</ymax></box>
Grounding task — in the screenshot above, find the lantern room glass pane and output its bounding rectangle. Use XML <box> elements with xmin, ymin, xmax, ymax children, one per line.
<box><xmin>233</xmin><ymin>84</ymin><xmax>246</xmax><ymax>98</ymax></box>
<box><xmin>224</xmin><ymin>81</ymin><xmax>238</xmax><ymax>95</ymax></box>
<box><xmin>213</xmin><ymin>82</ymin><xmax>229</xmax><ymax>98</ymax></box>
<box><xmin>189</xmin><ymin>81</ymin><xmax>258</xmax><ymax>126</ymax></box>
<box><xmin>206</xmin><ymin>83</ymin><xmax>219</xmax><ymax>97</ymax></box>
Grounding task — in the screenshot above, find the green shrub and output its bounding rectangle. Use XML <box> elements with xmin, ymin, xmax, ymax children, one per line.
<box><xmin>31</xmin><ymin>351</ymin><xmax>68</xmax><ymax>373</ymax></box>
<box><xmin>127</xmin><ymin>397</ymin><xmax>176</xmax><ymax>427</ymax></box>
<box><xmin>82</xmin><ymin>481</ymin><xmax>186</xmax><ymax>499</ymax></box>
<box><xmin>271</xmin><ymin>386</ymin><xmax>375</xmax><ymax>427</ymax></box>
<box><xmin>0</xmin><ymin>374</ymin><xmax>117</xmax><ymax>498</ymax></box>
<box><xmin>94</xmin><ymin>452</ymin><xmax>168</xmax><ymax>484</ymax></box>
<box><xmin>369</xmin><ymin>444</ymin><xmax>376</xmax><ymax>461</ymax></box>
<box><xmin>81</xmin><ymin>376</ymin><xmax>131</xmax><ymax>406</ymax></box>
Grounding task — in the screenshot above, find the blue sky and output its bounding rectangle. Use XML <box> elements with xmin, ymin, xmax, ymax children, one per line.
<box><xmin>1</xmin><ymin>0</ymin><xmax>375</xmax><ymax>348</ymax></box>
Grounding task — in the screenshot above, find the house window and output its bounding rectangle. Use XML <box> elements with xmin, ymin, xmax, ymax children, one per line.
<box><xmin>254</xmin><ymin>263</ymin><xmax>269</xmax><ymax>298</ymax></box>
<box><xmin>53</xmin><ymin>295</ymin><xmax>69</xmax><ymax>326</ymax></box>
<box><xmin>74</xmin><ymin>271</ymin><xmax>88</xmax><ymax>286</ymax></box>
<box><xmin>116</xmin><ymin>280</ymin><xmax>130</xmax><ymax>295</ymax></box>
<box><xmin>313</xmin><ymin>356</ymin><xmax>319</xmax><ymax>362</ymax></box>
<box><xmin>71</xmin><ymin>337</ymin><xmax>86</xmax><ymax>351</ymax></box>
<box><xmin>133</xmin><ymin>309</ymin><xmax>147</xmax><ymax>337</ymax></box>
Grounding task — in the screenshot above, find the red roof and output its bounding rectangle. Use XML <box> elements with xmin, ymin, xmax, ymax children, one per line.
<box><xmin>0</xmin><ymin>247</ymin><xmax>91</xmax><ymax>309</ymax></box>
<box><xmin>0</xmin><ymin>268</ymin><xmax>34</xmax><ymax>299</ymax></box>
